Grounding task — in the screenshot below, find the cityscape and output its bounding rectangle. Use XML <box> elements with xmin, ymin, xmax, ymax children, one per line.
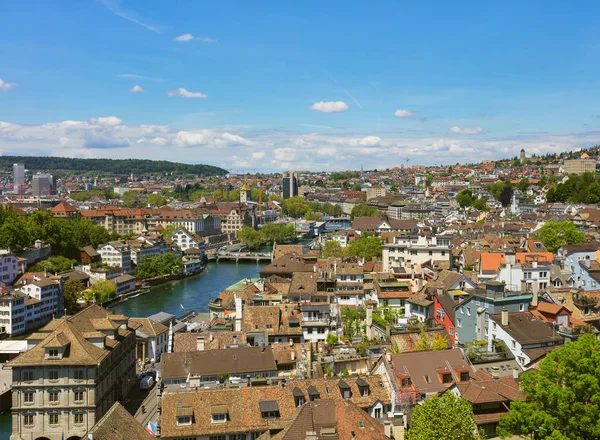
<box><xmin>3</xmin><ymin>1</ymin><xmax>600</xmax><ymax>440</ymax></box>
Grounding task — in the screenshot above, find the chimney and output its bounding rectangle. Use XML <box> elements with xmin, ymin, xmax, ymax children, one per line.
<box><xmin>520</xmin><ymin>280</ymin><xmax>526</xmax><ymax>293</ymax></box>
<box><xmin>501</xmin><ymin>307</ymin><xmax>508</xmax><ymax>326</ymax></box>
<box><xmin>365</xmin><ymin>305</ymin><xmax>373</xmax><ymax>340</ymax></box>
<box><xmin>196</xmin><ymin>336</ymin><xmax>205</xmax><ymax>351</ymax></box>
<box><xmin>532</xmin><ymin>281</ymin><xmax>539</xmax><ymax>307</ymax></box>
<box><xmin>291</xmin><ymin>350</ymin><xmax>296</xmax><ymax>361</ymax></box>
<box><xmin>513</xmin><ymin>368</ymin><xmax>519</xmax><ymax>380</ymax></box>
<box><xmin>305</xmin><ymin>432</ymin><xmax>318</xmax><ymax>440</ymax></box>
<box><xmin>235</xmin><ymin>295</ymin><xmax>242</xmax><ymax>333</ymax></box>
<box><xmin>491</xmin><ymin>366</ymin><xmax>500</xmax><ymax>381</ymax></box>
<box><xmin>383</xmin><ymin>421</ymin><xmax>392</xmax><ymax>438</ymax></box>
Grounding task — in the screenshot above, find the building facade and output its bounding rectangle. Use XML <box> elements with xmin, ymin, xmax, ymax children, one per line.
<box><xmin>9</xmin><ymin>305</ymin><xmax>137</xmax><ymax>440</ymax></box>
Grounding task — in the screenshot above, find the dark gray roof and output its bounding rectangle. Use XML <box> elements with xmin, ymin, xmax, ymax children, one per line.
<box><xmin>259</xmin><ymin>400</ymin><xmax>279</xmax><ymax>412</ymax></box>
<box><xmin>307</xmin><ymin>385</ymin><xmax>320</xmax><ymax>396</ymax></box>
<box><xmin>356</xmin><ymin>377</ymin><xmax>369</xmax><ymax>387</ymax></box>
<box><xmin>292</xmin><ymin>387</ymin><xmax>304</xmax><ymax>397</ymax></box>
<box><xmin>338</xmin><ymin>379</ymin><xmax>351</xmax><ymax>390</ymax></box>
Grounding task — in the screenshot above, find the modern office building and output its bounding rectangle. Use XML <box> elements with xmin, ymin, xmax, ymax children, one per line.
<box><xmin>282</xmin><ymin>171</ymin><xmax>298</xmax><ymax>199</ymax></box>
<box><xmin>32</xmin><ymin>173</ymin><xmax>54</xmax><ymax>198</ymax></box>
<box><xmin>562</xmin><ymin>159</ymin><xmax>597</xmax><ymax>175</ymax></box>
<box><xmin>13</xmin><ymin>163</ymin><xmax>24</xmax><ymax>195</ymax></box>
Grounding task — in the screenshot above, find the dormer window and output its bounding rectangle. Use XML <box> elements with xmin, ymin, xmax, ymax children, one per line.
<box><xmin>176</xmin><ymin>406</ymin><xmax>193</xmax><ymax>426</ymax></box>
<box><xmin>442</xmin><ymin>374</ymin><xmax>452</xmax><ymax>384</ymax></box>
<box><xmin>401</xmin><ymin>378</ymin><xmax>411</xmax><ymax>387</ymax></box>
<box><xmin>338</xmin><ymin>380</ymin><xmax>351</xmax><ymax>399</ymax></box>
<box><xmin>308</xmin><ymin>385</ymin><xmax>320</xmax><ymax>401</ymax></box>
<box><xmin>460</xmin><ymin>372</ymin><xmax>470</xmax><ymax>382</ymax></box>
<box><xmin>210</xmin><ymin>405</ymin><xmax>228</xmax><ymax>424</ymax></box>
<box><xmin>259</xmin><ymin>401</ymin><xmax>280</xmax><ymax>419</ymax></box>
<box><xmin>356</xmin><ymin>378</ymin><xmax>370</xmax><ymax>396</ymax></box>
<box><xmin>292</xmin><ymin>388</ymin><xmax>305</xmax><ymax>407</ymax></box>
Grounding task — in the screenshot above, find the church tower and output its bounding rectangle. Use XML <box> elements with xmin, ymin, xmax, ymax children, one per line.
<box><xmin>240</xmin><ymin>182</ymin><xmax>251</xmax><ymax>203</ymax></box>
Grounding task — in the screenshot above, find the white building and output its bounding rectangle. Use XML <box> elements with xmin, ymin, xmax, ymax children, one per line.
<box><xmin>128</xmin><ymin>236</ymin><xmax>171</xmax><ymax>265</ymax></box>
<box><xmin>334</xmin><ymin>262</ymin><xmax>365</xmax><ymax>307</ymax></box>
<box><xmin>0</xmin><ymin>255</ymin><xmax>19</xmax><ymax>285</ymax></box>
<box><xmin>170</xmin><ymin>228</ymin><xmax>204</xmax><ymax>251</ymax></box>
<box><xmin>496</xmin><ymin>262</ymin><xmax>550</xmax><ymax>293</ymax></box>
<box><xmin>0</xmin><ymin>291</ymin><xmax>26</xmax><ymax>335</ymax></box>
<box><xmin>300</xmin><ymin>304</ymin><xmax>332</xmax><ymax>343</ymax></box>
<box><xmin>129</xmin><ymin>317</ymin><xmax>169</xmax><ymax>362</ymax></box>
<box><xmin>382</xmin><ymin>234</ymin><xmax>452</xmax><ymax>272</ymax></box>
<box><xmin>97</xmin><ymin>241</ymin><xmax>132</xmax><ymax>272</ymax></box>
<box><xmin>19</xmin><ymin>276</ymin><xmax>63</xmax><ymax>324</ymax></box>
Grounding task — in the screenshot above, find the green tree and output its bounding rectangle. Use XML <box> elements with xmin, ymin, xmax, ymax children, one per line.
<box><xmin>535</xmin><ymin>220</ymin><xmax>584</xmax><ymax>253</ymax></box>
<box><xmin>350</xmin><ymin>204</ymin><xmax>380</xmax><ymax>220</ymax></box>
<box><xmin>517</xmin><ymin>177</ymin><xmax>529</xmax><ymax>192</ymax></box>
<box><xmin>305</xmin><ymin>211</ymin><xmax>323</xmax><ymax>221</ymax></box>
<box><xmin>236</xmin><ymin>227</ymin><xmax>262</xmax><ymax>251</ymax></box>
<box><xmin>346</xmin><ymin>235</ymin><xmax>382</xmax><ymax>260</ymax></box>
<box><xmin>322</xmin><ymin>240</ymin><xmax>345</xmax><ymax>258</ymax></box>
<box><xmin>261</xmin><ymin>223</ymin><xmax>296</xmax><ymax>244</ymax></box>
<box><xmin>326</xmin><ymin>333</ymin><xmax>339</xmax><ymax>345</ymax></box>
<box><xmin>85</xmin><ymin>279</ymin><xmax>116</xmax><ymax>303</ymax></box>
<box><xmin>148</xmin><ymin>193</ymin><xmax>168</xmax><ymax>207</ymax></box>
<box><xmin>456</xmin><ymin>189</ymin><xmax>474</xmax><ymax>208</ymax></box>
<box><xmin>31</xmin><ymin>256</ymin><xmax>77</xmax><ymax>274</ymax></box>
<box><xmin>136</xmin><ymin>252</ymin><xmax>183</xmax><ymax>279</ymax></box>
<box><xmin>63</xmin><ymin>279</ymin><xmax>85</xmax><ymax>313</ymax></box>
<box><xmin>121</xmin><ymin>191</ymin><xmax>140</xmax><ymax>207</ymax></box>
<box><xmin>498</xmin><ymin>334</ymin><xmax>600</xmax><ymax>439</ymax></box>
<box><xmin>282</xmin><ymin>196</ymin><xmax>309</xmax><ymax>218</ymax></box>
<box><xmin>406</xmin><ymin>392</ymin><xmax>482</xmax><ymax>440</ymax></box>
<box><xmin>471</xmin><ymin>197</ymin><xmax>488</xmax><ymax>211</ymax></box>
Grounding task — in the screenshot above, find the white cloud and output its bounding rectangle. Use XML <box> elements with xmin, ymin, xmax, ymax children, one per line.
<box><xmin>449</xmin><ymin>126</ymin><xmax>483</xmax><ymax>135</ymax></box>
<box><xmin>1</xmin><ymin>114</ymin><xmax>598</xmax><ymax>172</ymax></box>
<box><xmin>130</xmin><ymin>85</ymin><xmax>145</xmax><ymax>93</ymax></box>
<box><xmin>359</xmin><ymin>136</ymin><xmax>381</xmax><ymax>147</ymax></box>
<box><xmin>310</xmin><ymin>101</ymin><xmax>348</xmax><ymax>113</ymax></box>
<box><xmin>174</xmin><ymin>33</ymin><xmax>217</xmax><ymax>43</ymax></box>
<box><xmin>88</xmin><ymin>116</ymin><xmax>122</xmax><ymax>126</ymax></box>
<box><xmin>0</xmin><ymin>78</ymin><xmax>17</xmax><ymax>91</ymax></box>
<box><xmin>99</xmin><ymin>0</ymin><xmax>162</xmax><ymax>32</ymax></box>
<box><xmin>167</xmin><ymin>88</ymin><xmax>208</xmax><ymax>98</ymax></box>
<box><xmin>394</xmin><ymin>109</ymin><xmax>414</xmax><ymax>118</ymax></box>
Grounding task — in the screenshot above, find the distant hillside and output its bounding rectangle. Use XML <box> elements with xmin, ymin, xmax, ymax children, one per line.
<box><xmin>0</xmin><ymin>156</ymin><xmax>228</xmax><ymax>176</ymax></box>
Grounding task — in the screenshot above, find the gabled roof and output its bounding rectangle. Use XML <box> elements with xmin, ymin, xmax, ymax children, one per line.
<box><xmin>86</xmin><ymin>402</ymin><xmax>154</xmax><ymax>440</ymax></box>
<box><xmin>129</xmin><ymin>317</ymin><xmax>169</xmax><ymax>338</ymax></box>
<box><xmin>489</xmin><ymin>311</ymin><xmax>565</xmax><ymax>346</ymax></box>
<box><xmin>457</xmin><ymin>370</ymin><xmax>525</xmax><ymax>404</ymax></box>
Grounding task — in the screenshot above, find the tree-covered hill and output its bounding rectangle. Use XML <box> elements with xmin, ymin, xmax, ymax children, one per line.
<box><xmin>0</xmin><ymin>156</ymin><xmax>228</xmax><ymax>176</ymax></box>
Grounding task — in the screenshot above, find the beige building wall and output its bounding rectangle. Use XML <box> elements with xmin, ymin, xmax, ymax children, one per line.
<box><xmin>562</xmin><ymin>159</ymin><xmax>597</xmax><ymax>175</ymax></box>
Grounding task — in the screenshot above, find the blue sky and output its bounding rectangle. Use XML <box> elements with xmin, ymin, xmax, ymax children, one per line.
<box><xmin>1</xmin><ymin>0</ymin><xmax>600</xmax><ymax>171</ymax></box>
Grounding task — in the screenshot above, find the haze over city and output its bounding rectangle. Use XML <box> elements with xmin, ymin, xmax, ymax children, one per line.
<box><xmin>2</xmin><ymin>0</ymin><xmax>600</xmax><ymax>171</ymax></box>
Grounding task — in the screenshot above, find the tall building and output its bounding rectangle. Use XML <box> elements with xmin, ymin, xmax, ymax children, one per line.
<box><xmin>9</xmin><ymin>305</ymin><xmax>138</xmax><ymax>440</ymax></box>
<box><xmin>32</xmin><ymin>173</ymin><xmax>54</xmax><ymax>198</ymax></box>
<box><xmin>520</xmin><ymin>148</ymin><xmax>526</xmax><ymax>164</ymax></box>
<box><xmin>282</xmin><ymin>171</ymin><xmax>298</xmax><ymax>199</ymax></box>
<box><xmin>13</xmin><ymin>163</ymin><xmax>24</xmax><ymax>195</ymax></box>
<box><xmin>562</xmin><ymin>159</ymin><xmax>597</xmax><ymax>175</ymax></box>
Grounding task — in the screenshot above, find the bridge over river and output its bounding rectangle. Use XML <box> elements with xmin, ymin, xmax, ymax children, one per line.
<box><xmin>207</xmin><ymin>251</ymin><xmax>273</xmax><ymax>263</ymax></box>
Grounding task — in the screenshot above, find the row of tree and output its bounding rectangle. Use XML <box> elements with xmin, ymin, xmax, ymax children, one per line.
<box><xmin>280</xmin><ymin>197</ymin><xmax>344</xmax><ymax>219</ymax></box>
<box><xmin>546</xmin><ymin>172</ymin><xmax>600</xmax><ymax>203</ymax></box>
<box><xmin>236</xmin><ymin>224</ymin><xmax>298</xmax><ymax>251</ymax></box>
<box><xmin>0</xmin><ymin>207</ymin><xmax>121</xmax><ymax>258</ymax></box>
<box><xmin>455</xmin><ymin>190</ymin><xmax>489</xmax><ymax>211</ymax></box>
<box><xmin>322</xmin><ymin>235</ymin><xmax>383</xmax><ymax>261</ymax></box>
<box><xmin>136</xmin><ymin>252</ymin><xmax>184</xmax><ymax>280</ymax></box>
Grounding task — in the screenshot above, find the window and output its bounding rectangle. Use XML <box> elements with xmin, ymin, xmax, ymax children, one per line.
<box><xmin>177</xmin><ymin>416</ymin><xmax>192</xmax><ymax>426</ymax></box>
<box><xmin>24</xmin><ymin>392</ymin><xmax>34</xmax><ymax>403</ymax></box>
<box><xmin>49</xmin><ymin>391</ymin><xmax>59</xmax><ymax>403</ymax></box>
<box><xmin>362</xmin><ymin>387</ymin><xmax>369</xmax><ymax>397</ymax></box>
<box><xmin>209</xmin><ymin>436</ymin><xmax>226</xmax><ymax>440</ymax></box>
<box><xmin>74</xmin><ymin>413</ymin><xmax>84</xmax><ymax>424</ymax></box>
<box><xmin>374</xmin><ymin>407</ymin><xmax>382</xmax><ymax>418</ymax></box>
<box><xmin>230</xmin><ymin>435</ymin><xmax>244</xmax><ymax>440</ymax></box>
<box><xmin>49</xmin><ymin>414</ymin><xmax>59</xmax><ymax>425</ymax></box>
<box><xmin>519</xmin><ymin>304</ymin><xmax>525</xmax><ymax>312</ymax></box>
<box><xmin>449</xmin><ymin>327</ymin><xmax>454</xmax><ymax>335</ymax></box>
<box><xmin>424</xmin><ymin>375</ymin><xmax>431</xmax><ymax>384</ymax></box>
<box><xmin>49</xmin><ymin>371</ymin><xmax>59</xmax><ymax>381</ymax></box>
<box><xmin>48</xmin><ymin>349</ymin><xmax>59</xmax><ymax>358</ymax></box>
<box><xmin>512</xmin><ymin>340</ymin><xmax>516</xmax><ymax>349</ymax></box>
<box><xmin>456</xmin><ymin>318</ymin><xmax>462</xmax><ymax>328</ymax></box>
<box><xmin>492</xmin><ymin>322</ymin><xmax>497</xmax><ymax>331</ymax></box>
<box><xmin>23</xmin><ymin>414</ymin><xmax>34</xmax><ymax>426</ymax></box>
<box><xmin>460</xmin><ymin>372</ymin><xmax>469</xmax><ymax>381</ymax></box>
<box><xmin>211</xmin><ymin>413</ymin><xmax>227</xmax><ymax>423</ymax></box>
<box><xmin>74</xmin><ymin>391</ymin><xmax>84</xmax><ymax>402</ymax></box>
<box><xmin>466</xmin><ymin>307</ymin><xmax>471</xmax><ymax>316</ymax></box>
<box><xmin>442</xmin><ymin>374</ymin><xmax>452</xmax><ymax>384</ymax></box>
<box><xmin>401</xmin><ymin>378</ymin><xmax>411</xmax><ymax>387</ymax></box>
<box><xmin>262</xmin><ymin>411</ymin><xmax>279</xmax><ymax>419</ymax></box>
<box><xmin>23</xmin><ymin>371</ymin><xmax>34</xmax><ymax>381</ymax></box>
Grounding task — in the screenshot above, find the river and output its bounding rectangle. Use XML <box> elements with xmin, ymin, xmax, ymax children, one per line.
<box><xmin>109</xmin><ymin>261</ymin><xmax>267</xmax><ymax>317</ymax></box>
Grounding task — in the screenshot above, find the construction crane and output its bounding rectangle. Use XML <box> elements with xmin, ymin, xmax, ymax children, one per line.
<box><xmin>405</xmin><ymin>157</ymin><xmax>410</xmax><ymax>169</ymax></box>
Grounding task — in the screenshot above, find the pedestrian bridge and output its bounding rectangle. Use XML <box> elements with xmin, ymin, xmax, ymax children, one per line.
<box><xmin>207</xmin><ymin>251</ymin><xmax>273</xmax><ymax>263</ymax></box>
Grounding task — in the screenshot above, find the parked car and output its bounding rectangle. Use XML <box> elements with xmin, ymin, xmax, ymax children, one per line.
<box><xmin>140</xmin><ymin>376</ymin><xmax>155</xmax><ymax>390</ymax></box>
